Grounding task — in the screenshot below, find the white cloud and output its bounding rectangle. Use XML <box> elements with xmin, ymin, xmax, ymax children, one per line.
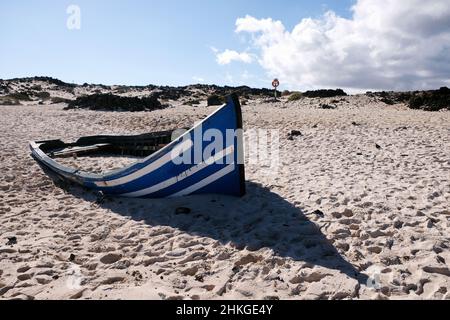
<box><xmin>233</xmin><ymin>0</ymin><xmax>450</xmax><ymax>91</ymax></box>
<box><xmin>215</xmin><ymin>49</ymin><xmax>254</xmax><ymax>65</ymax></box>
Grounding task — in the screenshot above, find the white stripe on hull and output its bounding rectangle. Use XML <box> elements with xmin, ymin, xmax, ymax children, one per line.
<box><xmin>94</xmin><ymin>139</ymin><xmax>193</xmax><ymax>187</ymax></box>
<box><xmin>169</xmin><ymin>163</ymin><xmax>236</xmax><ymax>198</ymax></box>
<box><xmin>121</xmin><ymin>145</ymin><xmax>234</xmax><ymax>197</ymax></box>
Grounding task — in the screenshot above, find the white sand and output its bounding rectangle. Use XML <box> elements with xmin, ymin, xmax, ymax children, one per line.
<box><xmin>0</xmin><ymin>96</ymin><xmax>449</xmax><ymax>300</ymax></box>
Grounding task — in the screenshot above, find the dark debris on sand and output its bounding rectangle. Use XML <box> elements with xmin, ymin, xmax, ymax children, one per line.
<box><xmin>1</xmin><ymin>77</ymin><xmax>449</xmax><ymax>112</ymax></box>
<box><xmin>303</xmin><ymin>89</ymin><xmax>347</xmax><ymax>98</ymax></box>
<box><xmin>65</xmin><ymin>93</ymin><xmax>167</xmax><ymax>112</ymax></box>
<box><xmin>368</xmin><ymin>87</ymin><xmax>450</xmax><ymax>111</ymax></box>
<box><xmin>6</xmin><ymin>236</ymin><xmax>17</xmax><ymax>246</ymax></box>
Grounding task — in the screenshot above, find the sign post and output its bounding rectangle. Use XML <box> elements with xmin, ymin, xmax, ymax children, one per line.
<box><xmin>272</xmin><ymin>78</ymin><xmax>279</xmax><ymax>99</ymax></box>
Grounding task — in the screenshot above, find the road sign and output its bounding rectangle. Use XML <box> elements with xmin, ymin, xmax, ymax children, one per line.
<box><xmin>272</xmin><ymin>79</ymin><xmax>279</xmax><ymax>99</ymax></box>
<box><xmin>272</xmin><ymin>78</ymin><xmax>279</xmax><ymax>88</ymax></box>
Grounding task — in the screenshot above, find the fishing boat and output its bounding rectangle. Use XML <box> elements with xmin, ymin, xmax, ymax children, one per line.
<box><xmin>29</xmin><ymin>94</ymin><xmax>246</xmax><ymax>198</ymax></box>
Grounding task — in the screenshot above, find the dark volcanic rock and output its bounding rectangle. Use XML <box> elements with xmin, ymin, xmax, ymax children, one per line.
<box><xmin>5</xmin><ymin>76</ymin><xmax>448</xmax><ymax>112</ymax></box>
<box><xmin>320</xmin><ymin>103</ymin><xmax>337</xmax><ymax>109</ymax></box>
<box><xmin>207</xmin><ymin>94</ymin><xmax>226</xmax><ymax>106</ymax></box>
<box><xmin>7</xmin><ymin>76</ymin><xmax>76</xmax><ymax>88</ymax></box>
<box><xmin>408</xmin><ymin>87</ymin><xmax>450</xmax><ymax>111</ymax></box>
<box><xmin>34</xmin><ymin>76</ymin><xmax>76</xmax><ymax>87</ymax></box>
<box><xmin>51</xmin><ymin>97</ymin><xmax>72</xmax><ymax>104</ymax></box>
<box><xmin>287</xmin><ymin>130</ymin><xmax>303</xmax><ymax>140</ymax></box>
<box><xmin>312</xmin><ymin>209</ymin><xmax>325</xmax><ymax>217</ymax></box>
<box><xmin>372</xmin><ymin>87</ymin><xmax>450</xmax><ymax>111</ymax></box>
<box><xmin>186</xmin><ymin>99</ymin><xmax>201</xmax><ymax>106</ymax></box>
<box><xmin>198</xmin><ymin>85</ymin><xmax>279</xmax><ymax>101</ymax></box>
<box><xmin>303</xmin><ymin>89</ymin><xmax>347</xmax><ymax>98</ymax></box>
<box><xmin>7</xmin><ymin>91</ymin><xmax>32</xmax><ymax>101</ymax></box>
<box><xmin>0</xmin><ymin>83</ymin><xmax>9</xmax><ymax>94</ymax></box>
<box><xmin>7</xmin><ymin>236</ymin><xmax>17</xmax><ymax>246</ymax></box>
<box><xmin>34</xmin><ymin>91</ymin><xmax>51</xmax><ymax>100</ymax></box>
<box><xmin>66</xmin><ymin>93</ymin><xmax>166</xmax><ymax>112</ymax></box>
<box><xmin>215</xmin><ymin>85</ymin><xmax>279</xmax><ymax>98</ymax></box>
<box><xmin>375</xmin><ymin>91</ymin><xmax>412</xmax><ymax>105</ymax></box>
<box><xmin>153</xmin><ymin>87</ymin><xmax>188</xmax><ymax>100</ymax></box>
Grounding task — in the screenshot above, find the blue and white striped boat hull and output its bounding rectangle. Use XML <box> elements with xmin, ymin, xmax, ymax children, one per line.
<box><xmin>29</xmin><ymin>94</ymin><xmax>246</xmax><ymax>198</ymax></box>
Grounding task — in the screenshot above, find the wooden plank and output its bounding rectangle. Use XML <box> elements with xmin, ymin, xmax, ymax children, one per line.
<box><xmin>52</xmin><ymin>143</ymin><xmax>111</xmax><ymax>158</ymax></box>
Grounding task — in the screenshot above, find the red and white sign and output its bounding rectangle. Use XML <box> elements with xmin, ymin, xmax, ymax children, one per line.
<box><xmin>272</xmin><ymin>78</ymin><xmax>280</xmax><ymax>88</ymax></box>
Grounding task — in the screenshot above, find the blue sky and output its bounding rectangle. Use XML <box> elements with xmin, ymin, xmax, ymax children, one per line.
<box><xmin>0</xmin><ymin>0</ymin><xmax>355</xmax><ymax>89</ymax></box>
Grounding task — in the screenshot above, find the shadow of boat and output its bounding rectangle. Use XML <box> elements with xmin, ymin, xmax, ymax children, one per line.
<box><xmin>48</xmin><ymin>170</ymin><xmax>368</xmax><ymax>285</ymax></box>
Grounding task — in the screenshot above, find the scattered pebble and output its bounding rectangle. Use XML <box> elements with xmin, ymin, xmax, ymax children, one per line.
<box><xmin>100</xmin><ymin>253</ymin><xmax>122</xmax><ymax>264</ymax></box>
<box><xmin>181</xmin><ymin>266</ymin><xmax>198</xmax><ymax>276</ymax></box>
<box><xmin>287</xmin><ymin>130</ymin><xmax>303</xmax><ymax>140</ymax></box>
<box><xmin>17</xmin><ymin>273</ymin><xmax>32</xmax><ymax>281</ymax></box>
<box><xmin>234</xmin><ymin>254</ymin><xmax>262</xmax><ymax>267</ymax></box>
<box><xmin>6</xmin><ymin>237</ymin><xmax>17</xmax><ymax>246</ymax></box>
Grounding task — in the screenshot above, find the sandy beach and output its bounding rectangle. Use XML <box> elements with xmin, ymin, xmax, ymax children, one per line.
<box><xmin>0</xmin><ymin>89</ymin><xmax>449</xmax><ymax>300</ymax></box>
